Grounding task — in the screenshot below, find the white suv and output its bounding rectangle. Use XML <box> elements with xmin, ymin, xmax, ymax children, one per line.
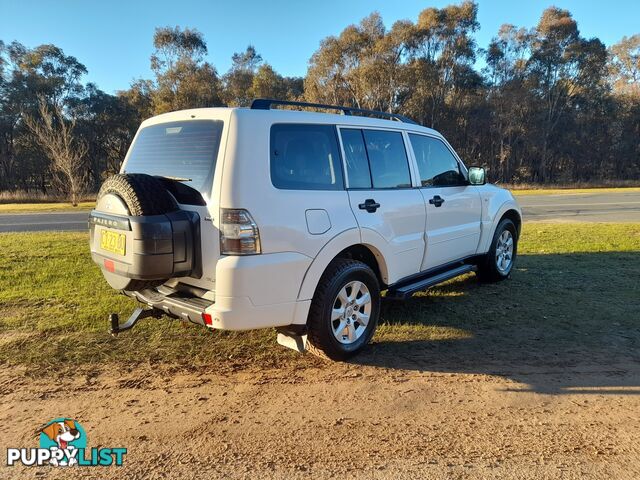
<box><xmin>89</xmin><ymin>99</ymin><xmax>522</xmax><ymax>360</ymax></box>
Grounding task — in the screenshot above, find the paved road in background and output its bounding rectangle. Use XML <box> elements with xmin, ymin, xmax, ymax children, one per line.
<box><xmin>517</xmin><ymin>190</ymin><xmax>640</xmax><ymax>222</ymax></box>
<box><xmin>1</xmin><ymin>190</ymin><xmax>639</xmax><ymax>232</ymax></box>
<box><xmin>0</xmin><ymin>211</ymin><xmax>89</xmax><ymax>233</ymax></box>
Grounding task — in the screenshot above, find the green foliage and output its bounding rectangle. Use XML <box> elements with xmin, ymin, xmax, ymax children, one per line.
<box><xmin>609</xmin><ymin>34</ymin><xmax>640</xmax><ymax>98</ymax></box>
<box><xmin>149</xmin><ymin>26</ymin><xmax>222</xmax><ymax>114</ymax></box>
<box><xmin>0</xmin><ymin>2</ymin><xmax>639</xmax><ymax>194</ymax></box>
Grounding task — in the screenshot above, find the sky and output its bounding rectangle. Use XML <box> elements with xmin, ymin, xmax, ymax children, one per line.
<box><xmin>1</xmin><ymin>0</ymin><xmax>639</xmax><ymax>94</ymax></box>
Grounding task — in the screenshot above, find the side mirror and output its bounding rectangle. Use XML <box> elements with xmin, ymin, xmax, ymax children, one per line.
<box><xmin>468</xmin><ymin>166</ymin><xmax>486</xmax><ymax>185</ymax></box>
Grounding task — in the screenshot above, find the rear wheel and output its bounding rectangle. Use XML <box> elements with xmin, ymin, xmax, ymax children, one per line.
<box><xmin>307</xmin><ymin>259</ymin><xmax>380</xmax><ymax>360</ymax></box>
<box><xmin>477</xmin><ymin>218</ymin><xmax>518</xmax><ymax>282</ymax></box>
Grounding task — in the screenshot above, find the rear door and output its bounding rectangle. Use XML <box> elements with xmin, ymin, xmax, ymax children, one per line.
<box><xmin>407</xmin><ymin>133</ymin><xmax>482</xmax><ymax>270</ymax></box>
<box><xmin>339</xmin><ymin>127</ymin><xmax>426</xmax><ymax>283</ymax></box>
<box><xmin>122</xmin><ymin>116</ymin><xmax>228</xmax><ymax>292</ymax></box>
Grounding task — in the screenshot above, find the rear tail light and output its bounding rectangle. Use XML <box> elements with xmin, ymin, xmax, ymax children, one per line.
<box><xmin>220</xmin><ymin>209</ymin><xmax>261</xmax><ymax>255</ymax></box>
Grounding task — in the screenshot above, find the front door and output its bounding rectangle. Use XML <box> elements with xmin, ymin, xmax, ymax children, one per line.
<box><xmin>339</xmin><ymin>128</ymin><xmax>426</xmax><ymax>283</ymax></box>
<box><xmin>407</xmin><ymin>133</ymin><xmax>482</xmax><ymax>270</ymax></box>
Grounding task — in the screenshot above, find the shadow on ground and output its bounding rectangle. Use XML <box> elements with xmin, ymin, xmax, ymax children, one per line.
<box><xmin>353</xmin><ymin>252</ymin><xmax>640</xmax><ymax>395</ymax></box>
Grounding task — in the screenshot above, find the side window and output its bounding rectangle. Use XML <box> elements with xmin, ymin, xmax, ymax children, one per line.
<box><xmin>362</xmin><ymin>130</ymin><xmax>411</xmax><ymax>189</ymax></box>
<box><xmin>409</xmin><ymin>134</ymin><xmax>465</xmax><ymax>187</ymax></box>
<box><xmin>270</xmin><ymin>124</ymin><xmax>344</xmax><ymax>190</ymax></box>
<box><xmin>340</xmin><ymin>129</ymin><xmax>371</xmax><ymax>189</ymax></box>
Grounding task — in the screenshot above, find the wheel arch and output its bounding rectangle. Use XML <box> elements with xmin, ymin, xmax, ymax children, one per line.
<box><xmin>478</xmin><ymin>197</ymin><xmax>522</xmax><ymax>254</ymax></box>
<box><xmin>500</xmin><ymin>208</ymin><xmax>522</xmax><ymax>239</ymax></box>
<box><xmin>334</xmin><ymin>244</ymin><xmax>387</xmax><ymax>288</ymax></box>
<box><xmin>297</xmin><ymin>230</ymin><xmax>389</xmax><ymax>301</ymax></box>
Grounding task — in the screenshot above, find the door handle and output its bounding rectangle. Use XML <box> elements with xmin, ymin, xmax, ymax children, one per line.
<box><xmin>429</xmin><ymin>195</ymin><xmax>445</xmax><ymax>207</ymax></box>
<box><xmin>358</xmin><ymin>198</ymin><xmax>381</xmax><ymax>213</ymax></box>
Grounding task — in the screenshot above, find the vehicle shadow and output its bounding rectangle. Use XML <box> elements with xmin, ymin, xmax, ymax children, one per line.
<box><xmin>352</xmin><ymin>251</ymin><xmax>640</xmax><ymax>395</ymax></box>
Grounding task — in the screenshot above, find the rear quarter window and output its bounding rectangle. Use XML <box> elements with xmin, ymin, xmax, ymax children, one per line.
<box><xmin>124</xmin><ymin>120</ymin><xmax>224</xmax><ymax>192</ymax></box>
<box><xmin>270</xmin><ymin>124</ymin><xmax>344</xmax><ymax>190</ymax></box>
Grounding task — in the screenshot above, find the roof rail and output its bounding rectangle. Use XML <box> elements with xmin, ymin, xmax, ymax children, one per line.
<box><xmin>250</xmin><ymin>98</ymin><xmax>419</xmax><ymax>125</ymax></box>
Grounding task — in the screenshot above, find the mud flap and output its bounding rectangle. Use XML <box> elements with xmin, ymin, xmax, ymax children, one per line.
<box><xmin>276</xmin><ymin>330</ymin><xmax>308</xmax><ymax>353</ymax></box>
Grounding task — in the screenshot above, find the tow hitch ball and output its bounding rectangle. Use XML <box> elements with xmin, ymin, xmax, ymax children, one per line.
<box><xmin>109</xmin><ymin>307</ymin><xmax>162</xmax><ymax>336</ymax></box>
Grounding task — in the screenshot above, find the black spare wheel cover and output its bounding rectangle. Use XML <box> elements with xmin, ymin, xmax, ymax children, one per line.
<box><xmin>95</xmin><ymin>173</ymin><xmax>178</xmax><ymax>291</ymax></box>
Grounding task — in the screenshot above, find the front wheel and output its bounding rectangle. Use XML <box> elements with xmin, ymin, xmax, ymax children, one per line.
<box><xmin>307</xmin><ymin>259</ymin><xmax>380</xmax><ymax>360</ymax></box>
<box><xmin>477</xmin><ymin>218</ymin><xmax>518</xmax><ymax>282</ymax></box>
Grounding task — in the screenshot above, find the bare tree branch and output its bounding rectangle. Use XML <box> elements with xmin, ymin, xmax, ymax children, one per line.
<box><xmin>24</xmin><ymin>97</ymin><xmax>88</xmax><ymax>206</ymax></box>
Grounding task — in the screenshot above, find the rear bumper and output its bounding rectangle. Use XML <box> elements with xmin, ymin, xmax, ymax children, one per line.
<box><xmin>127</xmin><ymin>251</ymin><xmax>313</xmax><ymax>331</ymax></box>
<box><xmin>204</xmin><ymin>252</ymin><xmax>313</xmax><ymax>330</ymax></box>
<box><xmin>204</xmin><ymin>296</ymin><xmax>311</xmax><ymax>331</ymax></box>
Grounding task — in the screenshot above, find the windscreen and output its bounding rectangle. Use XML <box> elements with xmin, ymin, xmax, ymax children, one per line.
<box><xmin>124</xmin><ymin>120</ymin><xmax>224</xmax><ymax>192</ymax></box>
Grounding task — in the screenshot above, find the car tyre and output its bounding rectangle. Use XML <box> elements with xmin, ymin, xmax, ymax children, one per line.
<box><xmin>95</xmin><ymin>173</ymin><xmax>178</xmax><ymax>291</ymax></box>
<box><xmin>477</xmin><ymin>218</ymin><xmax>518</xmax><ymax>282</ymax></box>
<box><xmin>307</xmin><ymin>258</ymin><xmax>380</xmax><ymax>361</ymax></box>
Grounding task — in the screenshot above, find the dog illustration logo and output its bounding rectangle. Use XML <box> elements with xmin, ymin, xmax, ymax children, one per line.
<box><xmin>7</xmin><ymin>418</ymin><xmax>126</xmax><ymax>467</ymax></box>
<box><xmin>38</xmin><ymin>418</ymin><xmax>86</xmax><ymax>466</ymax></box>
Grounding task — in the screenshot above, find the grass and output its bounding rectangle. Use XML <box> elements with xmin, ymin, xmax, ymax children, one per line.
<box><xmin>0</xmin><ymin>190</ymin><xmax>96</xmax><ymax>204</ymax></box>
<box><xmin>0</xmin><ymin>190</ymin><xmax>96</xmax><ymax>212</ymax></box>
<box><xmin>0</xmin><ymin>202</ymin><xmax>94</xmax><ymax>214</ymax></box>
<box><xmin>1</xmin><ymin>223</ymin><xmax>639</xmax><ymax>372</ymax></box>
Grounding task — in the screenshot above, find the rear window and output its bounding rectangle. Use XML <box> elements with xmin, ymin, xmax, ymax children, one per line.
<box><xmin>124</xmin><ymin>120</ymin><xmax>224</xmax><ymax>192</ymax></box>
<box><xmin>339</xmin><ymin>128</ymin><xmax>411</xmax><ymax>189</ymax></box>
<box><xmin>362</xmin><ymin>130</ymin><xmax>411</xmax><ymax>189</ymax></box>
<box><xmin>270</xmin><ymin>124</ymin><xmax>344</xmax><ymax>190</ymax></box>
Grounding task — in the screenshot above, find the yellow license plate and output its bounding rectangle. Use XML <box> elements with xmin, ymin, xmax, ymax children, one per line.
<box><xmin>100</xmin><ymin>230</ymin><xmax>126</xmax><ymax>256</ymax></box>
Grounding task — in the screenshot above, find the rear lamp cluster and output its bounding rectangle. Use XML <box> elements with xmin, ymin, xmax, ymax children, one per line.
<box><xmin>219</xmin><ymin>208</ymin><xmax>261</xmax><ymax>255</ymax></box>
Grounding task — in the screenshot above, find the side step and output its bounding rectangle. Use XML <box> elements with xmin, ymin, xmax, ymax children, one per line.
<box><xmin>386</xmin><ymin>264</ymin><xmax>476</xmax><ymax>300</ymax></box>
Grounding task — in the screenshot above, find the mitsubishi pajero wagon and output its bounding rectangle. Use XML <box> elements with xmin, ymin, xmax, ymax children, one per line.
<box><xmin>89</xmin><ymin>99</ymin><xmax>522</xmax><ymax>360</ymax></box>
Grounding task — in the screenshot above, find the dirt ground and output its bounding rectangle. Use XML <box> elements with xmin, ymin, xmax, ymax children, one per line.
<box><xmin>1</xmin><ymin>344</ymin><xmax>639</xmax><ymax>480</ymax></box>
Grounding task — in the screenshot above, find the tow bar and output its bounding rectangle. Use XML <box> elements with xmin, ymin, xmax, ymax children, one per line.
<box><xmin>109</xmin><ymin>307</ymin><xmax>163</xmax><ymax>336</ymax></box>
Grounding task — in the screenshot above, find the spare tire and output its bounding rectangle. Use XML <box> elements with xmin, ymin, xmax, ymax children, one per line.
<box><xmin>97</xmin><ymin>173</ymin><xmax>177</xmax><ymax>217</ymax></box>
<box><xmin>90</xmin><ymin>174</ymin><xmax>201</xmax><ymax>292</ymax></box>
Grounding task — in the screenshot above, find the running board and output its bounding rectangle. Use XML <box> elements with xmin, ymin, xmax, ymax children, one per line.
<box><xmin>386</xmin><ymin>264</ymin><xmax>476</xmax><ymax>299</ymax></box>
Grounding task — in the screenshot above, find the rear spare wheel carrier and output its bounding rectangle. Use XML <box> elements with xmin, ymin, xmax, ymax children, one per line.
<box><xmin>89</xmin><ymin>173</ymin><xmax>201</xmax><ymax>291</ymax></box>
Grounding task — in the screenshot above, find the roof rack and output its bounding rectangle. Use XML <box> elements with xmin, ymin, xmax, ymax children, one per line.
<box><xmin>250</xmin><ymin>98</ymin><xmax>419</xmax><ymax>125</ymax></box>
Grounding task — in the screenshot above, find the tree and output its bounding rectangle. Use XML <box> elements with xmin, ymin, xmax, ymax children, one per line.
<box><xmin>223</xmin><ymin>45</ymin><xmax>263</xmax><ymax>106</ymax></box>
<box><xmin>483</xmin><ymin>25</ymin><xmax>534</xmax><ymax>181</ymax></box>
<box><xmin>399</xmin><ymin>1</ymin><xmax>481</xmax><ymax>132</ymax></box>
<box><xmin>2</xmin><ymin>3</ymin><xmax>639</xmax><ymax>194</ymax></box>
<box><xmin>608</xmin><ymin>36</ymin><xmax>640</xmax><ymax>179</ymax></box>
<box><xmin>150</xmin><ymin>26</ymin><xmax>222</xmax><ymax>113</ymax></box>
<box><xmin>0</xmin><ymin>41</ymin><xmax>88</xmax><ymax>192</ymax></box>
<box><xmin>73</xmin><ymin>85</ymin><xmax>141</xmax><ymax>189</ymax></box>
<box><xmin>305</xmin><ymin>13</ymin><xmax>401</xmax><ymax>110</ymax></box>
<box><xmin>24</xmin><ymin>98</ymin><xmax>88</xmax><ymax>205</ymax></box>
<box><xmin>527</xmin><ymin>7</ymin><xmax>608</xmax><ymax>182</ymax></box>
<box><xmin>609</xmin><ymin>35</ymin><xmax>640</xmax><ymax>98</ymax></box>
